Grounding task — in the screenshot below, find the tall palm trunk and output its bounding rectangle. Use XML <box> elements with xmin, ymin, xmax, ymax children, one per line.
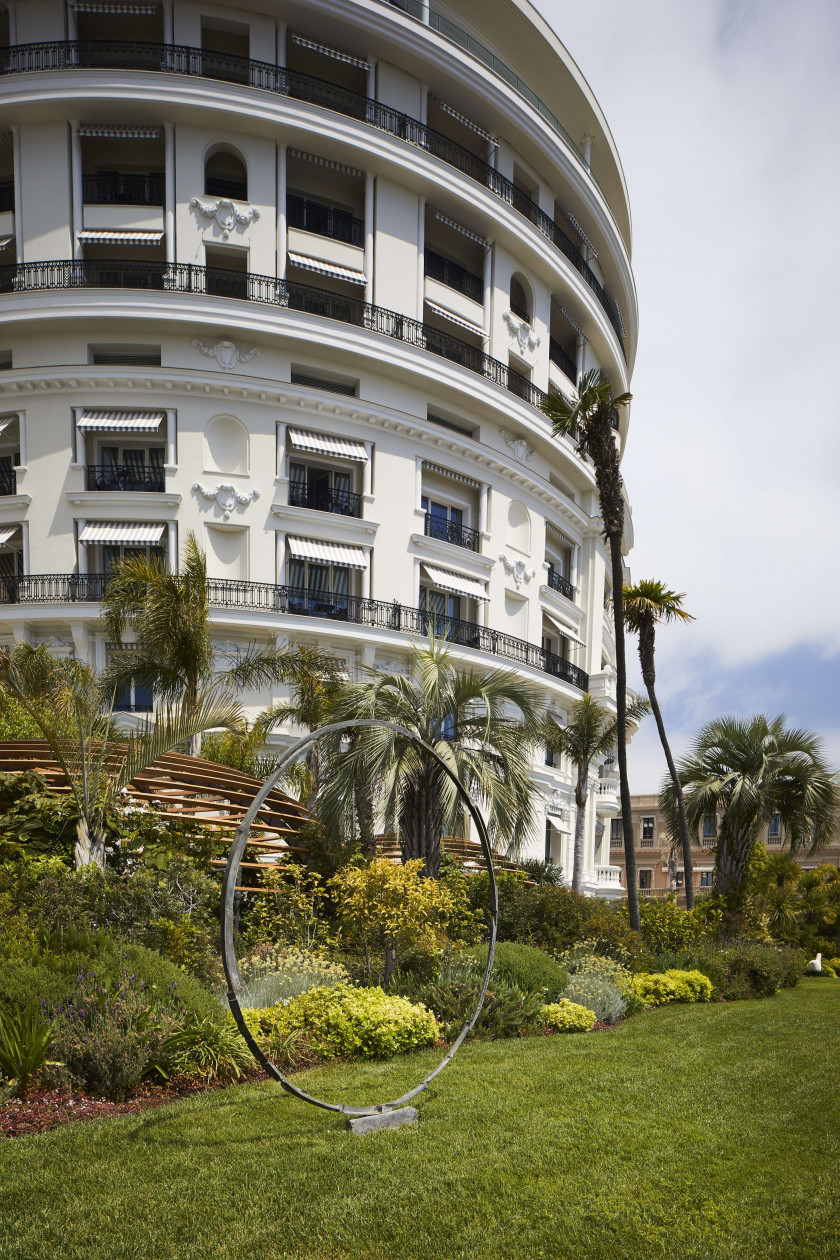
<box><xmin>399</xmin><ymin>766</ymin><xmax>446</xmax><ymax>878</ymax></box>
<box><xmin>572</xmin><ymin>764</ymin><xmax>588</xmax><ymax>893</ymax></box>
<box><xmin>354</xmin><ymin>760</ymin><xmax>376</xmax><ymax>859</ymax></box>
<box><xmin>715</xmin><ymin>826</ymin><xmax>752</xmax><ymax>898</ymax></box>
<box><xmin>75</xmin><ymin>815</ymin><xmax>105</xmax><ymax>869</ymax></box>
<box><xmin>638</xmin><ymin>618</ymin><xmax>695</xmax><ymax>908</ymax></box>
<box><xmin>184</xmin><ymin>678</ymin><xmax>202</xmax><ymax>757</ymax></box>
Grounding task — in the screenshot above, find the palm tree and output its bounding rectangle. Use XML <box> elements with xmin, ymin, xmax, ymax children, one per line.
<box><xmin>662</xmin><ymin>715</ymin><xmax>839</xmax><ymax>898</ymax></box>
<box><xmin>321</xmin><ymin>637</ymin><xmax>544</xmax><ymax>878</ymax></box>
<box><xmin>544</xmin><ymin>693</ymin><xmax>650</xmax><ymax>893</ymax></box>
<box><xmin>541</xmin><ymin>370</ymin><xmax>638</xmax><ymax>927</ymax></box>
<box><xmin>0</xmin><ymin>644</ymin><xmax>242</xmax><ymax>868</ymax></box>
<box><xmin>623</xmin><ymin>580</ymin><xmax>696</xmax><ymax>907</ymax></box>
<box><xmin>102</xmin><ymin>531</ymin><xmax>302</xmax><ymax>756</ymax></box>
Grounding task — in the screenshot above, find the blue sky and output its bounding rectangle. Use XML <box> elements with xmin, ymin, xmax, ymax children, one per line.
<box><xmin>535</xmin><ymin>0</ymin><xmax>840</xmax><ymax>789</ymax></box>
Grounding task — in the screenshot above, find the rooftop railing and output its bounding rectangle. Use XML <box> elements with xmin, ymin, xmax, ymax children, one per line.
<box><xmin>0</xmin><ymin>39</ymin><xmax>625</xmax><ymax>353</ymax></box>
<box><xmin>0</xmin><ymin>573</ymin><xmax>589</xmax><ymax>691</ymax></box>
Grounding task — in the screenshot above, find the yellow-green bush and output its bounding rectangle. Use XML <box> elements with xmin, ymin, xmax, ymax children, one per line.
<box><xmin>540</xmin><ymin>999</ymin><xmax>595</xmax><ymax>1033</ymax></box>
<box><xmin>631</xmin><ymin>969</ymin><xmax>713</xmax><ymax>1007</ymax></box>
<box><xmin>245</xmin><ymin>983</ymin><xmax>438</xmax><ymax>1060</ymax></box>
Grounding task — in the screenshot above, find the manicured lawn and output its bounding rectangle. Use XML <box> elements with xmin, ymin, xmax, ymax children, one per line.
<box><xmin>2</xmin><ymin>981</ymin><xmax>838</xmax><ymax>1260</ymax></box>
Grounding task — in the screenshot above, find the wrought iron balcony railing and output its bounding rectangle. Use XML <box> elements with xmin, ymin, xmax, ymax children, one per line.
<box><xmin>424</xmin><ymin>250</ymin><xmax>483</xmax><ymax>304</ymax></box>
<box><xmin>546</xmin><ymin>565</ymin><xmax>574</xmax><ymax>600</ymax></box>
<box><xmin>0</xmin><ymin>40</ymin><xmax>625</xmax><ymax>353</ymax></box>
<box><xmin>0</xmin><ymin>573</ymin><xmax>589</xmax><ymax>691</ymax></box>
<box><xmin>0</xmin><ymin>467</ymin><xmax>16</xmax><ymax>496</ymax></box>
<box><xmin>424</xmin><ymin>512</ymin><xmax>480</xmax><ymax>552</ymax></box>
<box><xmin>549</xmin><ymin>337</ymin><xmax>577</xmax><ymax>383</ymax></box>
<box><xmin>288</xmin><ymin>483</ymin><xmax>363</xmax><ymax>517</ymax></box>
<box><xmin>287</xmin><ymin>195</ymin><xmax>365</xmax><ymax>248</ymax></box>
<box><xmin>82</xmin><ymin>172</ymin><xmax>165</xmax><ymax>206</ymax></box>
<box><xmin>204</xmin><ymin>175</ymin><xmax>248</xmax><ymax>201</ymax></box>
<box><xmin>85</xmin><ymin>464</ymin><xmax>166</xmax><ymax>492</ymax></box>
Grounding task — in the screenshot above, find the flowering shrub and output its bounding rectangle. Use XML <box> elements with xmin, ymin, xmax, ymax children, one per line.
<box><xmin>631</xmin><ymin>969</ymin><xmax>713</xmax><ymax>1007</ymax></box>
<box><xmin>235</xmin><ymin>946</ymin><xmax>349</xmax><ymax>1008</ymax></box>
<box><xmin>250</xmin><ymin>984</ymin><xmax>438</xmax><ymax>1060</ymax></box>
<box><xmin>540</xmin><ymin>999</ymin><xmax>595</xmax><ymax>1033</ymax></box>
<box><xmin>556</xmin><ymin>947</ymin><xmax>636</xmax><ymax>1024</ymax></box>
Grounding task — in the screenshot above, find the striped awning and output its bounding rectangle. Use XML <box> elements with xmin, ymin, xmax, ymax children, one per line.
<box><xmin>79</xmin><ymin>125</ymin><xmax>163</xmax><ymax>139</ymax></box>
<box><xmin>421</xmin><ymin>563</ymin><xmax>488</xmax><ymax>603</ymax></box>
<box><xmin>290</xmin><ymin>34</ymin><xmax>369</xmax><ymax>71</ymax></box>
<box><xmin>78</xmin><ymin>230</ymin><xmax>163</xmax><ymax>245</ymax></box>
<box><xmin>0</xmin><ymin>237</ymin><xmax>13</xmax><ymax>250</ymax></box>
<box><xmin>79</xmin><ymin>522</ymin><xmax>166</xmax><ymax>544</ymax></box>
<box><xmin>287</xmin><ymin>537</ymin><xmax>368</xmax><ymax>570</ymax></box>
<box><xmin>544</xmin><ymin>611</ymin><xmax>586</xmax><ymax>649</ymax></box>
<box><xmin>425</xmin><ymin>300</ymin><xmax>484</xmax><ymax>338</ymax></box>
<box><xmin>287</xmin><ymin>428</ymin><xmax>367</xmax><ymax>461</ymax></box>
<box><xmin>72</xmin><ymin>3</ymin><xmax>159</xmax><ymax>12</ymax></box>
<box><xmin>0</xmin><ymin>526</ymin><xmax>20</xmax><ymax>548</ymax></box>
<box><xmin>287</xmin><ymin>252</ymin><xmax>366</xmax><ymax>286</ymax></box>
<box><xmin>0</xmin><ymin>413</ymin><xmax>18</xmax><ymax>435</ymax></box>
<box><xmin>287</xmin><ymin>149</ymin><xmax>365</xmax><ymax>180</ymax></box>
<box><xmin>77</xmin><ymin>410</ymin><xmax>164</xmax><ymax>431</ymax></box>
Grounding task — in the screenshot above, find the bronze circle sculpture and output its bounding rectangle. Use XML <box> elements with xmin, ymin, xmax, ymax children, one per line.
<box><xmin>221</xmin><ymin>718</ymin><xmax>499</xmax><ymax>1119</ymax></box>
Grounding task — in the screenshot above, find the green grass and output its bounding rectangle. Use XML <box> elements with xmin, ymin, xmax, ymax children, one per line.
<box><xmin>2</xmin><ymin>980</ymin><xmax>839</xmax><ymax>1260</ymax></box>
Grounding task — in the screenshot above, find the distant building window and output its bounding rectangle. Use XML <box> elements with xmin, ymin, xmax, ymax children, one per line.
<box><xmin>700</xmin><ymin>871</ymin><xmax>714</xmax><ymax>888</ymax></box>
<box><xmin>641</xmin><ymin>816</ymin><xmax>654</xmax><ymax>845</ymax></box>
<box><xmin>768</xmin><ymin>813</ymin><xmax>781</xmax><ymax>838</ymax></box>
<box><xmin>675</xmin><ymin>871</ymin><xmax>684</xmax><ymax>887</ymax></box>
<box><xmin>703</xmin><ymin>815</ymin><xmax>717</xmax><ymax>839</ymax></box>
<box><xmin>610</xmin><ymin>817</ymin><xmax>622</xmax><ymax>846</ymax></box>
<box><xmin>639</xmin><ymin>869</ymin><xmax>652</xmax><ymax>890</ymax></box>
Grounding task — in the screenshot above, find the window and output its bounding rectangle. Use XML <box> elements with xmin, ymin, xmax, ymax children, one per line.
<box><xmin>610</xmin><ymin>817</ymin><xmax>622</xmax><ymax>846</ymax></box>
<box><xmin>419</xmin><ymin>583</ymin><xmax>461</xmax><ymax>625</ymax></box>
<box><xmin>103</xmin><ymin>543</ymin><xmax>164</xmax><ymax>578</ymax></box>
<box><xmin>90</xmin><ymin>444</ymin><xmax>165</xmax><ymax>492</ymax></box>
<box><xmin>544</xmin><ymin>742</ymin><xmax>555</xmax><ymax>768</ymax></box>
<box><xmin>703</xmin><ymin>814</ymin><xmax>717</xmax><ymax>839</ymax></box>
<box><xmin>700</xmin><ymin>871</ymin><xmax>714</xmax><ymax>888</ymax></box>
<box><xmin>638</xmin><ymin>869</ymin><xmax>652</xmax><ymax>890</ymax></box>
<box><xmin>90</xmin><ymin>345</ymin><xmax>161</xmax><ymax>367</ymax></box>
<box><xmin>288</xmin><ymin>557</ymin><xmax>350</xmax><ymax>617</ymax></box>
<box><xmin>641</xmin><ymin>816</ymin><xmax>655</xmax><ymax>844</ymax></box>
<box><xmin>291</xmin><ymin>370</ymin><xmax>357</xmax><ymax>398</ymax></box>
<box><xmin>509</xmin><ymin>274</ymin><xmax>530</xmax><ymax>322</ymax></box>
<box><xmin>675</xmin><ymin>871</ymin><xmax>684</xmax><ymax>888</ymax></box>
<box><xmin>289</xmin><ymin>461</ymin><xmax>359</xmax><ymax>517</ymax></box>
<box><xmin>204</xmin><ymin>247</ymin><xmax>248</xmax><ymax>299</ymax></box>
<box><xmin>768</xmin><ymin>813</ymin><xmax>781</xmax><ymax>838</ymax></box>
<box><xmin>108</xmin><ymin>648</ymin><xmax>153</xmax><ymax>714</ymax></box>
<box><xmin>422</xmin><ymin>495</ymin><xmax>471</xmax><ymax>548</ymax></box>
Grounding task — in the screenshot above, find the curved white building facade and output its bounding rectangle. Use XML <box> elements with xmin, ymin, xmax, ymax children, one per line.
<box><xmin>0</xmin><ymin>0</ymin><xmax>636</xmax><ymax>894</ymax></box>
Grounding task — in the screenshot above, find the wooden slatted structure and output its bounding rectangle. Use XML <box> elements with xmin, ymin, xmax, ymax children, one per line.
<box><xmin>377</xmin><ymin>834</ymin><xmax>529</xmax><ymax>877</ymax></box>
<box><xmin>0</xmin><ymin>741</ymin><xmax>310</xmax><ymax>887</ymax></box>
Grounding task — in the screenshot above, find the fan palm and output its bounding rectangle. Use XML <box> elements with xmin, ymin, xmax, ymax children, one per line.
<box><xmin>544</xmin><ymin>693</ymin><xmax>650</xmax><ymax>893</ymax></box>
<box><xmin>0</xmin><ymin>644</ymin><xmax>243</xmax><ymax>867</ymax></box>
<box><xmin>102</xmin><ymin>531</ymin><xmax>304</xmax><ymax>756</ymax></box>
<box><xmin>320</xmin><ymin>637</ymin><xmax>545</xmax><ymax>878</ymax></box>
<box><xmin>662</xmin><ymin>715</ymin><xmax>839</xmax><ymax>897</ymax></box>
<box><xmin>541</xmin><ymin>370</ymin><xmax>638</xmax><ymax>927</ymax></box>
<box><xmin>623</xmin><ymin>580</ymin><xmax>696</xmax><ymax>906</ymax></box>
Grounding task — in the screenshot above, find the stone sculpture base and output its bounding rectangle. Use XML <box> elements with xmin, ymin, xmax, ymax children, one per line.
<box><xmin>346</xmin><ymin>1107</ymin><xmax>419</xmax><ymax>1135</ymax></box>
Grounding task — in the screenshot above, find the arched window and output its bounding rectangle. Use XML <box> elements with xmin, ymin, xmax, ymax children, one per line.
<box><xmin>204</xmin><ymin>415</ymin><xmax>249</xmax><ymax>475</ymax></box>
<box><xmin>509</xmin><ymin>274</ymin><xmax>531</xmax><ymax>323</ymax></box>
<box><xmin>204</xmin><ymin>149</ymin><xmax>248</xmax><ymax>202</ymax></box>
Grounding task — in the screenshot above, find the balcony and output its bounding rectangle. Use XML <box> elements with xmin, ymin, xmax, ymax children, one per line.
<box><xmin>288</xmin><ymin>483</ymin><xmax>362</xmax><ymax>517</ymax></box>
<box><xmin>0</xmin><ymin>575</ymin><xmax>589</xmax><ymax>691</ymax></box>
<box><xmin>288</xmin><ymin>195</ymin><xmax>364</xmax><ymax>247</ymax></box>
<box><xmin>546</xmin><ymin>565</ymin><xmax>574</xmax><ymax>600</ymax></box>
<box><xmin>86</xmin><ymin>464</ymin><xmax>165</xmax><ymax>493</ymax></box>
<box><xmin>549</xmin><ymin>337</ymin><xmax>577</xmax><ymax>383</ymax></box>
<box><xmin>424</xmin><ymin>250</ymin><xmax>483</xmax><ymax>303</ymax></box>
<box><xmin>424</xmin><ymin>512</ymin><xmax>480</xmax><ymax>552</ymax></box>
<box><xmin>0</xmin><ymin>467</ymin><xmax>16</xmax><ymax>496</ymax></box>
<box><xmin>82</xmin><ymin>172</ymin><xmax>165</xmax><ymax>206</ymax></box>
<box><xmin>0</xmin><ymin>40</ymin><xmax>625</xmax><ymax>355</ymax></box>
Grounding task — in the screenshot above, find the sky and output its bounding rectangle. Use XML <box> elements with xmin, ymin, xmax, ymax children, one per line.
<box><xmin>534</xmin><ymin>0</ymin><xmax>840</xmax><ymax>791</ymax></box>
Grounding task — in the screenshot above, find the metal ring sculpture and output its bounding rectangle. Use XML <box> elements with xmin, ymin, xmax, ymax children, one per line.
<box><xmin>222</xmin><ymin>718</ymin><xmax>498</xmax><ymax>1117</ymax></box>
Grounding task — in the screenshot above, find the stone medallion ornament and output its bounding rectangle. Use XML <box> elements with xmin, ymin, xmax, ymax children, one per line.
<box><xmin>190</xmin><ymin>196</ymin><xmax>260</xmax><ymax>238</ymax></box>
<box><xmin>503</xmin><ymin>309</ymin><xmax>541</xmax><ymax>357</ymax></box>
<box><xmin>499</xmin><ymin>553</ymin><xmax>536</xmax><ymax>588</ymax></box>
<box><xmin>192</xmin><ymin>481</ymin><xmax>260</xmax><ymax>520</ymax></box>
<box><xmin>500</xmin><ymin>430</ymin><xmax>535</xmax><ymax>463</ymax></box>
<box><xmin>221</xmin><ymin>719</ymin><xmax>498</xmax><ymax>1132</ymax></box>
<box><xmin>192</xmin><ymin>339</ymin><xmax>261</xmax><ymax>372</ymax></box>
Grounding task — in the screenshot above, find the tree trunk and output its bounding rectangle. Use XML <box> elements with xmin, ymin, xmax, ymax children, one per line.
<box><xmin>75</xmin><ymin>816</ymin><xmax>106</xmax><ymax>869</ymax></box>
<box><xmin>399</xmin><ymin>768</ymin><xmax>445</xmax><ymax>878</ymax></box>
<box><xmin>184</xmin><ymin>680</ymin><xmax>201</xmax><ymax>757</ymax></box>
<box><xmin>184</xmin><ymin>732</ymin><xmax>202</xmax><ymax>757</ymax></box>
<box><xmin>608</xmin><ymin>530</ymin><xmax>640</xmax><ymax>933</ymax></box>
<box><xmin>354</xmin><ymin>759</ymin><xmax>376</xmax><ymax>859</ymax></box>
<box><xmin>715</xmin><ymin>828</ymin><xmax>752</xmax><ymax>898</ymax></box>
<box><xmin>638</xmin><ymin>619</ymin><xmax>695</xmax><ymax>909</ymax></box>
<box><xmin>572</xmin><ymin>768</ymin><xmax>588</xmax><ymax>893</ymax></box>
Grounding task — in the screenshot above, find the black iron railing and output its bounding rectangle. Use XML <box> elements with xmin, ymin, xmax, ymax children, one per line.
<box><xmin>424</xmin><ymin>512</ymin><xmax>480</xmax><ymax>552</ymax></box>
<box><xmin>0</xmin><ymin>181</ymin><xmax>13</xmax><ymax>213</ymax></box>
<box><xmin>86</xmin><ymin>464</ymin><xmax>166</xmax><ymax>492</ymax></box>
<box><xmin>549</xmin><ymin>337</ymin><xmax>577</xmax><ymax>383</ymax></box>
<box><xmin>288</xmin><ymin>194</ymin><xmax>364</xmax><ymax>247</ymax></box>
<box><xmin>0</xmin><ymin>467</ymin><xmax>16</xmax><ymax>496</ymax></box>
<box><xmin>82</xmin><ymin>172</ymin><xmax>165</xmax><ymax>206</ymax></box>
<box><xmin>424</xmin><ymin>249</ymin><xmax>483</xmax><ymax>303</ymax></box>
<box><xmin>0</xmin><ymin>39</ymin><xmax>625</xmax><ymax>353</ymax></box>
<box><xmin>546</xmin><ymin>565</ymin><xmax>574</xmax><ymax>600</ymax></box>
<box><xmin>0</xmin><ymin>573</ymin><xmax>588</xmax><ymax>690</ymax></box>
<box><xmin>288</xmin><ymin>482</ymin><xmax>362</xmax><ymax>517</ymax></box>
<box><xmin>204</xmin><ymin>176</ymin><xmax>248</xmax><ymax>201</ymax></box>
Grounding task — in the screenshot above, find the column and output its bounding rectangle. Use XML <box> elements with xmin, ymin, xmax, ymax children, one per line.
<box><xmin>276</xmin><ymin>22</ymin><xmax>287</xmax><ymax>66</ymax></box>
<box><xmin>478</xmin><ymin>482</ymin><xmax>488</xmax><ymax>535</ymax></box>
<box><xmin>10</xmin><ymin>126</ymin><xmax>21</xmax><ymax>264</ymax></box>
<box><xmin>580</xmin><ymin>135</ymin><xmax>592</xmax><ymax>171</ymax></box>
<box><xmin>6</xmin><ymin>2</ymin><xmax>16</xmax><ymax>43</ymax></box>
<box><xmin>414</xmin><ymin>456</ymin><xmax>423</xmax><ymax>510</ymax></box>
<box><xmin>15</xmin><ymin>409</ymin><xmax>25</xmax><ymax>467</ymax></box>
<box><xmin>77</xmin><ymin>523</ymin><xmax>87</xmax><ymax>575</ymax></box>
<box><xmin>364</xmin><ymin>173</ymin><xmax>374</xmax><ymax>304</ymax></box>
<box><xmin>482</xmin><ymin>243</ymin><xmax>493</xmax><ymax>346</ymax></box>
<box><xmin>276</xmin><ymin>422</ymin><xmax>287</xmax><ymax>480</ymax></box>
<box><xmin>275</xmin><ymin>531</ymin><xmax>286</xmax><ymax>585</ymax></box>
<box><xmin>362</xmin><ymin>443</ymin><xmax>372</xmax><ymax>499</ymax></box>
<box><xmin>21</xmin><ymin>521</ymin><xmax>29</xmax><ymax>575</ymax></box>
<box><xmin>416</xmin><ymin>197</ymin><xmax>425</xmax><ymax>321</ymax></box>
<box><xmin>70</xmin><ymin>622</ymin><xmax>89</xmax><ymax>664</ymax></box>
<box><xmin>419</xmin><ymin>83</ymin><xmax>428</xmax><ymax>126</ymax></box>
<box><xmin>165</xmin><ymin>410</ymin><xmax>177</xmax><ymax>468</ymax></box>
<box><xmin>66</xmin><ymin>2</ymin><xmax>77</xmax><ymax>39</ymax></box>
<box><xmin>167</xmin><ymin>522</ymin><xmax>178</xmax><ymax>573</ymax></box>
<box><xmin>575</xmin><ymin>332</ymin><xmax>586</xmax><ymax>381</ymax></box>
<box><xmin>70</xmin><ymin>120</ymin><xmax>83</xmax><ymax>261</ymax></box>
<box><xmin>276</xmin><ymin>143</ymin><xmax>287</xmax><ymax>280</ymax></box>
<box><xmin>367</xmin><ymin>59</ymin><xmax>377</xmax><ymax>100</ymax></box>
<box><xmin>162</xmin><ymin>0</ymin><xmax>173</xmax><ymax>43</ymax></box>
<box><xmin>164</xmin><ymin>123</ymin><xmax>175</xmax><ymax>264</ymax></box>
<box><xmin>570</xmin><ymin>544</ymin><xmax>579</xmax><ymax>592</ymax></box>
<box><xmin>73</xmin><ymin>409</ymin><xmax>85</xmax><ymax>467</ymax></box>
<box><xmin>361</xmin><ymin>553</ymin><xmax>371</xmax><ymax>600</ymax></box>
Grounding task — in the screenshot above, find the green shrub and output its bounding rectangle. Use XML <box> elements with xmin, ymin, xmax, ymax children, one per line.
<box><xmin>0</xmin><ymin>1004</ymin><xmax>56</xmax><ymax>1098</ymax></box>
<box><xmin>625</xmin><ymin>896</ymin><xmax>721</xmax><ymax>953</ymax></box>
<box><xmin>235</xmin><ymin>946</ymin><xmax>349</xmax><ymax>1008</ymax></box>
<box><xmin>466</xmin><ymin>942</ymin><xmax>569</xmax><ymax>1001</ymax></box>
<box><xmin>395</xmin><ymin>954</ymin><xmax>545</xmax><ymax>1041</ymax></box>
<box><xmin>647</xmin><ymin>943</ymin><xmax>805</xmax><ymax>1000</ymax></box>
<box><xmin>154</xmin><ymin>1017</ymin><xmax>254</xmax><ymax>1084</ymax></box>
<box><xmin>631</xmin><ymin>969</ymin><xmax>713</xmax><ymax>1007</ymax></box>
<box><xmin>556</xmin><ymin>947</ymin><xmax>638</xmax><ymax>1024</ymax></box>
<box><xmin>819</xmin><ymin>962</ymin><xmax>837</xmax><ymax>978</ymax></box>
<box><xmin>541</xmin><ymin>999</ymin><xmax>595</xmax><ymax>1033</ymax></box>
<box><xmin>257</xmin><ymin>984</ymin><xmax>438</xmax><ymax>1060</ymax></box>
